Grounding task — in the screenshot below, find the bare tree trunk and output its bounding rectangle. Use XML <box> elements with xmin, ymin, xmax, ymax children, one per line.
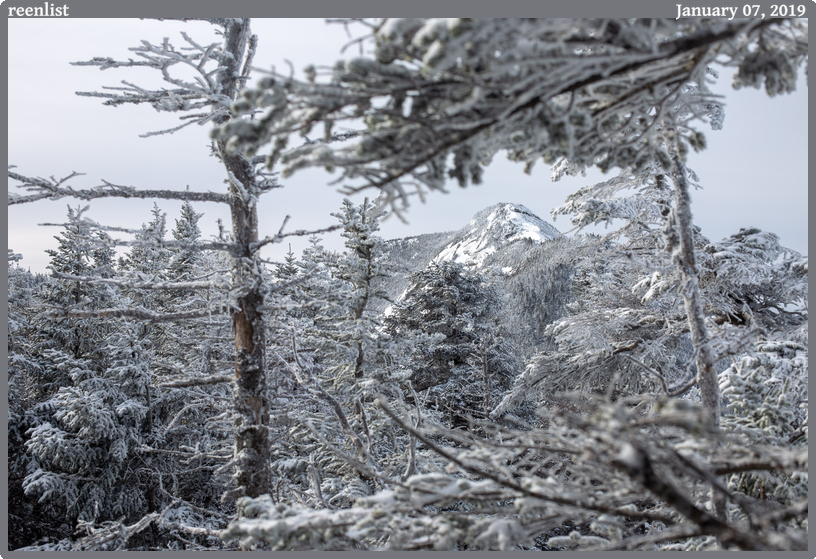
<box><xmin>480</xmin><ymin>342</ymin><xmax>490</xmax><ymax>415</ymax></box>
<box><xmin>668</xmin><ymin>139</ymin><xmax>727</xmax><ymax>520</ymax></box>
<box><xmin>667</xmin><ymin>142</ymin><xmax>720</xmax><ymax>424</ymax></box>
<box><xmin>216</xmin><ymin>19</ymin><xmax>271</xmax><ymax>500</ymax></box>
<box><xmin>144</xmin><ymin>383</ymin><xmax>157</xmax><ymax>512</ymax></box>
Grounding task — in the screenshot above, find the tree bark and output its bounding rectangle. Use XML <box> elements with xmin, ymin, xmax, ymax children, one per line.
<box><xmin>216</xmin><ymin>19</ymin><xmax>271</xmax><ymax>500</ymax></box>
<box><xmin>668</xmin><ymin>139</ymin><xmax>726</xmax><ymax>520</ymax></box>
<box><xmin>667</xmin><ymin>142</ymin><xmax>719</xmax><ymax>423</ymax></box>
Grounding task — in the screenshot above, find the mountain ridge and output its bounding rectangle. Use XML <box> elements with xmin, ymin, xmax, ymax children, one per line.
<box><xmin>382</xmin><ymin>203</ymin><xmax>563</xmax><ymax>276</ymax></box>
<box><xmin>378</xmin><ymin>203</ymin><xmax>580</xmax><ymax>356</ymax></box>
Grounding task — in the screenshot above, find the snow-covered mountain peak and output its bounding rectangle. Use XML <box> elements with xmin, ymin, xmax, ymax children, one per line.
<box><xmin>474</xmin><ymin>203</ymin><xmax>561</xmax><ymax>242</ymax></box>
<box><xmin>434</xmin><ymin>203</ymin><xmax>561</xmax><ymax>267</ymax></box>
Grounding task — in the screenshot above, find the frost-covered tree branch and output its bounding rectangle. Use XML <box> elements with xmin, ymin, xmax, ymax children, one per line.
<box><xmin>8</xmin><ymin>169</ymin><xmax>231</xmax><ymax>206</ymax></box>
<box><xmin>216</xmin><ymin>18</ymin><xmax>806</xmax><ymax>215</ymax></box>
<box><xmin>52</xmin><ymin>271</ymin><xmax>231</xmax><ymax>291</ymax></box>
<box><xmin>159</xmin><ymin>374</ymin><xmax>234</xmax><ymax>388</ymax></box>
<box><xmin>70</xmin><ymin>29</ymin><xmax>240</xmax><ymax>136</ymax></box>
<box><xmin>45</xmin><ymin>305</ymin><xmax>230</xmax><ymax>323</ymax></box>
<box><xmin>251</xmin><ymin>223</ymin><xmax>342</xmax><ymax>252</ymax></box>
<box><xmin>8</xmin><ymin>17</ymin><xmax>807</xmax><ymax>551</ymax></box>
<box><xmin>285</xmin><ymin>334</ymin><xmax>373</xmax><ymax>466</ymax></box>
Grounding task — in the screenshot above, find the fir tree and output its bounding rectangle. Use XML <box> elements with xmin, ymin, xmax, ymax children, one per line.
<box><xmin>385</xmin><ymin>261</ymin><xmax>517</xmax><ymax>424</ymax></box>
<box><xmin>7</xmin><ymin>251</ymin><xmax>70</xmax><ymax>548</ymax></box>
<box><xmin>9</xmin><ymin>20</ymin><xmax>284</xmax><ymax>507</ymax></box>
<box><xmin>315</xmin><ymin>198</ymin><xmax>394</xmax><ymax>385</ymax></box>
<box><xmin>21</xmin><ymin>211</ymin><xmax>152</xmax><ymax>525</ymax></box>
<box><xmin>719</xmin><ymin>324</ymin><xmax>808</xmax><ymax>503</ymax></box>
<box><xmin>167</xmin><ymin>201</ymin><xmax>203</xmax><ymax>283</ymax></box>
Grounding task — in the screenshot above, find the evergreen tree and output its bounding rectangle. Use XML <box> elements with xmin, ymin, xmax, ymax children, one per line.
<box><xmin>20</xmin><ymin>209</ymin><xmax>152</xmax><ymax>526</ymax></box>
<box><xmin>167</xmin><ymin>201</ymin><xmax>203</xmax><ymax>283</ymax></box>
<box><xmin>119</xmin><ymin>204</ymin><xmax>234</xmax><ymax>533</ymax></box>
<box><xmin>498</xmin><ymin>164</ymin><xmax>809</xmax><ymax>412</ymax></box>
<box><xmin>8</xmin><ymin>17</ymin><xmax>809</xmax><ymax>551</ymax></box>
<box><xmin>18</xmin><ymin>207</ymin><xmax>120</xmax><ymax>413</ymax></box>
<box><xmin>23</xmin><ymin>322</ymin><xmax>152</xmax><ymax>524</ymax></box>
<box><xmin>265</xmin><ymin>222</ymin><xmax>383</xmax><ymax>507</ymax></box>
<box><xmin>310</xmin><ymin>198</ymin><xmax>395</xmax><ymax>386</ymax></box>
<box><xmin>119</xmin><ymin>204</ymin><xmax>172</xmax><ymax>298</ymax></box>
<box><xmin>221</xmin><ymin>19</ymin><xmax>805</xmax><ymax>522</ymax></box>
<box><xmin>222</xmin><ymin>18</ymin><xmax>805</xmax><ymax>214</ymax></box>
<box><xmin>719</xmin><ymin>324</ymin><xmax>808</xmax><ymax>504</ymax></box>
<box><xmin>273</xmin><ymin>244</ymin><xmax>300</xmax><ymax>283</ymax></box>
<box><xmin>7</xmin><ymin>251</ymin><xmax>69</xmax><ymax>548</ymax></box>
<box><xmin>385</xmin><ymin>261</ymin><xmax>517</xmax><ymax>424</ymax></box>
<box><xmin>9</xmin><ymin>19</ymin><xmax>280</xmax><ymax>508</ymax></box>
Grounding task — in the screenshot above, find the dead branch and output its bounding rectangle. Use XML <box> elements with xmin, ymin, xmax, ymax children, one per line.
<box><xmin>159</xmin><ymin>374</ymin><xmax>234</xmax><ymax>389</ymax></box>
<box><xmin>251</xmin><ymin>224</ymin><xmax>342</xmax><ymax>252</ymax></box>
<box><xmin>8</xmin><ymin>170</ymin><xmax>230</xmax><ymax>206</ymax></box>
<box><xmin>46</xmin><ymin>306</ymin><xmax>229</xmax><ymax>323</ymax></box>
<box><xmin>377</xmin><ymin>398</ymin><xmax>677</xmax><ymax>525</ymax></box>
<box><xmin>277</xmin><ymin>334</ymin><xmax>371</xmax><ymax>466</ymax></box>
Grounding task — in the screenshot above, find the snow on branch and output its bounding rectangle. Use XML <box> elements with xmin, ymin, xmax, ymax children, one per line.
<box><xmin>8</xmin><ymin>169</ymin><xmax>230</xmax><ymax>206</ymax></box>
<box><xmin>711</xmin><ymin>448</ymin><xmax>808</xmax><ymax>476</ymax></box>
<box><xmin>282</xmin><ymin>333</ymin><xmax>374</xmax><ymax>467</ymax></box>
<box><xmin>72</xmin><ymin>499</ymin><xmax>222</xmax><ymax>551</ymax></box>
<box><xmin>216</xmin><ymin>18</ymin><xmax>805</xmax><ymax>217</ymax></box>
<box><xmin>251</xmin><ymin>216</ymin><xmax>342</xmax><ymax>252</ymax></box>
<box><xmin>159</xmin><ymin>374</ymin><xmax>234</xmax><ymax>389</ymax></box>
<box><xmin>52</xmin><ymin>272</ymin><xmax>231</xmax><ymax>292</ymax></box>
<box><xmin>45</xmin><ymin>305</ymin><xmax>230</xmax><ymax>323</ymax></box>
<box><xmin>38</xmin><ymin>223</ymin><xmax>236</xmax><ymax>254</ymax></box>
<box><xmin>377</xmin><ymin>398</ymin><xmax>674</xmax><ymax>524</ymax></box>
<box><xmin>71</xmin><ymin>30</ymin><xmax>238</xmax><ymax>133</ymax></box>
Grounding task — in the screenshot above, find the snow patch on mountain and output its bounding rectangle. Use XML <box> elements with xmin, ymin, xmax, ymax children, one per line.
<box><xmin>433</xmin><ymin>203</ymin><xmax>561</xmax><ymax>267</ymax></box>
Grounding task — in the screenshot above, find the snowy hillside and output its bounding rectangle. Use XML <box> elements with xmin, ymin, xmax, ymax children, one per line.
<box><xmin>377</xmin><ymin>203</ymin><xmax>563</xmax><ymax>309</ymax></box>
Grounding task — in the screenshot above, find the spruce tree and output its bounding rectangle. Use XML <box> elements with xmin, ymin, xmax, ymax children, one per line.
<box><xmin>385</xmin><ymin>261</ymin><xmax>517</xmax><ymax>425</ymax></box>
<box><xmin>21</xmin><ymin>210</ymin><xmax>152</xmax><ymax>525</ymax></box>
<box><xmin>313</xmin><ymin>198</ymin><xmax>394</xmax><ymax>386</ymax></box>
<box><xmin>9</xmin><ymin>20</ymin><xmax>284</xmax><ymax>507</ymax></box>
<box><xmin>167</xmin><ymin>201</ymin><xmax>203</xmax><ymax>283</ymax></box>
<box><xmin>7</xmin><ymin>251</ymin><xmax>69</xmax><ymax>548</ymax></box>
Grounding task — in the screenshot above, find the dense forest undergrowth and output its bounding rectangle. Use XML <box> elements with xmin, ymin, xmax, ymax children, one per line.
<box><xmin>8</xmin><ymin>194</ymin><xmax>808</xmax><ymax>550</ymax></box>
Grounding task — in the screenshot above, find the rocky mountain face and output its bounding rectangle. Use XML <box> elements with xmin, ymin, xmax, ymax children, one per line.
<box><xmin>379</xmin><ymin>203</ymin><xmax>588</xmax><ymax>357</ymax></box>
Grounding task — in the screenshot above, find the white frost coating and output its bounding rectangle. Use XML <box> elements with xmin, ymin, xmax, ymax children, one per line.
<box><xmin>360</xmin><ymin>489</ymin><xmax>398</xmax><ymax>506</ymax></box>
<box><xmin>613</xmin><ymin>443</ymin><xmax>643</xmax><ymax>471</ymax></box>
<box><xmin>381</xmin><ymin>284</ymin><xmax>409</xmax><ymax>318</ymax></box>
<box><xmin>376</xmin><ymin>18</ymin><xmax>418</xmax><ymax>41</ymax></box>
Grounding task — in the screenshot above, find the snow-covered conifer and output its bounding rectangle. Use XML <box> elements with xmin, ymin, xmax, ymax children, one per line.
<box><xmin>8</xmin><ymin>17</ymin><xmax>809</xmax><ymax>551</ymax></box>
<box><xmin>21</xmin><ymin>213</ymin><xmax>153</xmax><ymax>525</ymax></box>
<box><xmin>385</xmin><ymin>261</ymin><xmax>517</xmax><ymax>425</ymax></box>
<box><xmin>167</xmin><ymin>201</ymin><xmax>204</xmax><ymax>283</ymax></box>
<box><xmin>719</xmin><ymin>325</ymin><xmax>808</xmax><ymax>503</ymax></box>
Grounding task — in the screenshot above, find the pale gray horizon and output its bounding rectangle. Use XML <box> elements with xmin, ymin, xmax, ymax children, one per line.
<box><xmin>8</xmin><ymin>19</ymin><xmax>808</xmax><ymax>274</ymax></box>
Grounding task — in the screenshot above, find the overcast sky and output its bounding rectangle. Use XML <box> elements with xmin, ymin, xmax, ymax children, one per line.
<box><xmin>8</xmin><ymin>18</ymin><xmax>808</xmax><ymax>274</ymax></box>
